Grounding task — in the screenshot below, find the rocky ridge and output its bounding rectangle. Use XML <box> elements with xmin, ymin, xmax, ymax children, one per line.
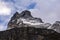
<box><xmin>8</xmin><ymin>10</ymin><xmax>60</xmax><ymax>33</ymax></box>
<box><xmin>0</xmin><ymin>10</ymin><xmax>60</xmax><ymax>40</ymax></box>
<box><xmin>8</xmin><ymin>10</ymin><xmax>50</xmax><ymax>29</ymax></box>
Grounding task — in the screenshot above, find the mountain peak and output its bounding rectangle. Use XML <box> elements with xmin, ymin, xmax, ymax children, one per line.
<box><xmin>11</xmin><ymin>12</ymin><xmax>20</xmax><ymax>20</ymax></box>
<box><xmin>8</xmin><ymin>10</ymin><xmax>44</xmax><ymax>29</ymax></box>
<box><xmin>20</xmin><ymin>10</ymin><xmax>33</xmax><ymax>18</ymax></box>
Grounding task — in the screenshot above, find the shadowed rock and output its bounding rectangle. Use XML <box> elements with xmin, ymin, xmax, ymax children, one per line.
<box><xmin>0</xmin><ymin>27</ymin><xmax>60</xmax><ymax>40</ymax></box>
<box><xmin>20</xmin><ymin>10</ymin><xmax>33</xmax><ymax>18</ymax></box>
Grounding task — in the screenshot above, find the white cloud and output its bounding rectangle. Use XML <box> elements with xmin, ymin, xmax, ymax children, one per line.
<box><xmin>29</xmin><ymin>8</ymin><xmax>60</xmax><ymax>23</ymax></box>
<box><xmin>0</xmin><ymin>1</ymin><xmax>11</xmax><ymax>15</ymax></box>
<box><xmin>0</xmin><ymin>25</ymin><xmax>7</xmax><ymax>31</ymax></box>
<box><xmin>29</xmin><ymin>0</ymin><xmax>60</xmax><ymax>23</ymax></box>
<box><xmin>29</xmin><ymin>9</ymin><xmax>42</xmax><ymax>18</ymax></box>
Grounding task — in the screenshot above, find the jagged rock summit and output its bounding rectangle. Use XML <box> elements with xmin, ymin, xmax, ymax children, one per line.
<box><xmin>20</xmin><ymin>10</ymin><xmax>33</xmax><ymax>18</ymax></box>
<box><xmin>8</xmin><ymin>10</ymin><xmax>44</xmax><ymax>29</ymax></box>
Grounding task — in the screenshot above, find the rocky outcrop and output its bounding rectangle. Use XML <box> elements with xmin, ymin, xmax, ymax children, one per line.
<box><xmin>0</xmin><ymin>27</ymin><xmax>60</xmax><ymax>40</ymax></box>
<box><xmin>8</xmin><ymin>10</ymin><xmax>44</xmax><ymax>29</ymax></box>
<box><xmin>20</xmin><ymin>10</ymin><xmax>33</xmax><ymax>18</ymax></box>
<box><xmin>51</xmin><ymin>21</ymin><xmax>60</xmax><ymax>33</ymax></box>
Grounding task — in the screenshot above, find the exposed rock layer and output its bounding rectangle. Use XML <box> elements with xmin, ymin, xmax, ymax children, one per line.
<box><xmin>0</xmin><ymin>27</ymin><xmax>60</xmax><ymax>40</ymax></box>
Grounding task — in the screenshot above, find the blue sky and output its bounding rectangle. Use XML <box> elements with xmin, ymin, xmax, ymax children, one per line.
<box><xmin>0</xmin><ymin>0</ymin><xmax>60</xmax><ymax>31</ymax></box>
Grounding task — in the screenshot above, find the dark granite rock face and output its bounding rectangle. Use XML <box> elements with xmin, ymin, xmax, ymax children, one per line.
<box><xmin>8</xmin><ymin>12</ymin><xmax>20</xmax><ymax>28</ymax></box>
<box><xmin>20</xmin><ymin>10</ymin><xmax>33</xmax><ymax>18</ymax></box>
<box><xmin>11</xmin><ymin>12</ymin><xmax>20</xmax><ymax>20</ymax></box>
<box><xmin>0</xmin><ymin>27</ymin><xmax>60</xmax><ymax>40</ymax></box>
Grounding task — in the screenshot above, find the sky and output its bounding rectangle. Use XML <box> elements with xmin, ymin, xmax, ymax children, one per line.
<box><xmin>0</xmin><ymin>0</ymin><xmax>60</xmax><ymax>31</ymax></box>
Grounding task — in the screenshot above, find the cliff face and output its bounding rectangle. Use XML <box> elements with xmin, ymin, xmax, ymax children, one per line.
<box><xmin>0</xmin><ymin>27</ymin><xmax>60</xmax><ymax>40</ymax></box>
<box><xmin>0</xmin><ymin>10</ymin><xmax>60</xmax><ymax>40</ymax></box>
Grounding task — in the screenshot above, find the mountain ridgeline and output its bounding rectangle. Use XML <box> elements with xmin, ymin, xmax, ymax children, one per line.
<box><xmin>8</xmin><ymin>10</ymin><xmax>44</xmax><ymax>29</ymax></box>
<box><xmin>0</xmin><ymin>10</ymin><xmax>60</xmax><ymax>40</ymax></box>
